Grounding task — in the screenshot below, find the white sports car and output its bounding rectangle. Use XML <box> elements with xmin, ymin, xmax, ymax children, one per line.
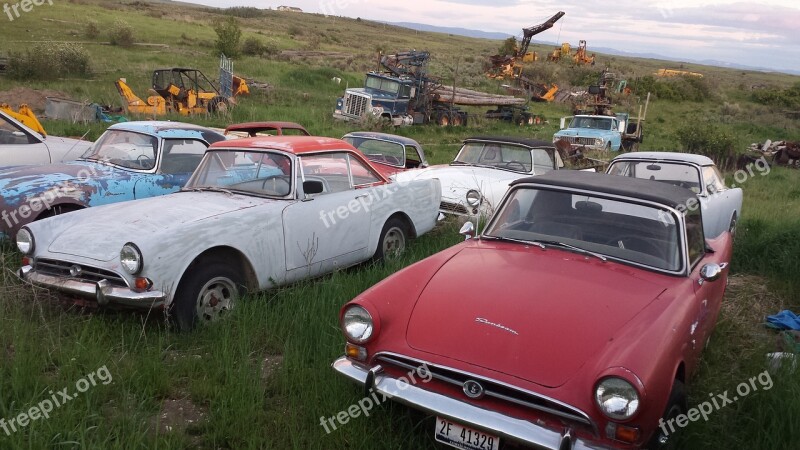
<box><xmin>0</xmin><ymin>109</ymin><xmax>93</xmax><ymax>168</ymax></box>
<box><xmin>393</xmin><ymin>137</ymin><xmax>567</xmax><ymax>219</ymax></box>
<box><xmin>16</xmin><ymin>136</ymin><xmax>441</xmax><ymax>330</ymax></box>
<box><xmin>606</xmin><ymin>152</ymin><xmax>743</xmax><ymax>239</ymax></box>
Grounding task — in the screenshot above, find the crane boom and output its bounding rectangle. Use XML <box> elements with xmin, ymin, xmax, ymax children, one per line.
<box><xmin>518</xmin><ymin>11</ymin><xmax>565</xmax><ymax>57</ymax></box>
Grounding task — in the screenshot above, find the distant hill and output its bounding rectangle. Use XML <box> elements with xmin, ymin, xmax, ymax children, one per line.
<box><xmin>389</xmin><ymin>21</ymin><xmax>800</xmax><ymax>76</ymax></box>
<box><xmin>388</xmin><ymin>22</ymin><xmax>511</xmax><ymax>41</ymax></box>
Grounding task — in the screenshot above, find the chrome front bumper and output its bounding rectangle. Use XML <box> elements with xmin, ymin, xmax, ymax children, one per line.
<box><xmin>332</xmin><ymin>357</ymin><xmax>610</xmax><ymax>450</ymax></box>
<box><xmin>18</xmin><ymin>265</ymin><xmax>166</xmax><ymax>309</ymax></box>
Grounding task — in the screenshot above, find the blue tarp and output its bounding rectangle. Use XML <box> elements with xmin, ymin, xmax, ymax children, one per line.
<box><xmin>766</xmin><ymin>310</ymin><xmax>800</xmax><ymax>330</ymax></box>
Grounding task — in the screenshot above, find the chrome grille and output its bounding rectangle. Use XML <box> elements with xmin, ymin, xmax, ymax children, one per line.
<box><xmin>440</xmin><ymin>201</ymin><xmax>468</xmax><ymax>215</ymax></box>
<box><xmin>345</xmin><ymin>92</ymin><xmax>370</xmax><ymax>117</ymax></box>
<box><xmin>561</xmin><ymin>136</ymin><xmax>597</xmax><ymax>146</ymax></box>
<box><xmin>34</xmin><ymin>258</ymin><xmax>128</xmax><ymax>288</ymax></box>
<box><xmin>375</xmin><ymin>354</ymin><xmax>594</xmax><ymax>429</ymax></box>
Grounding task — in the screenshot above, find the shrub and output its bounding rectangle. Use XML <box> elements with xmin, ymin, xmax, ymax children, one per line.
<box><xmin>241</xmin><ymin>37</ymin><xmax>267</xmax><ymax>56</ymax></box>
<box><xmin>108</xmin><ymin>20</ymin><xmax>135</xmax><ymax>47</ymax></box>
<box><xmin>751</xmin><ymin>82</ymin><xmax>800</xmax><ymax>109</ymax></box>
<box><xmin>7</xmin><ymin>42</ymin><xmax>91</xmax><ymax>80</ymax></box>
<box><xmin>84</xmin><ymin>20</ymin><xmax>100</xmax><ymax>39</ymax></box>
<box><xmin>497</xmin><ymin>37</ymin><xmax>517</xmax><ymax>57</ymax></box>
<box><xmin>213</xmin><ymin>16</ymin><xmax>242</xmax><ymax>57</ymax></box>
<box><xmin>677</xmin><ymin>121</ymin><xmax>737</xmax><ymax>169</ymax></box>
<box><xmin>287</xmin><ymin>25</ymin><xmax>303</xmax><ymax>37</ymax></box>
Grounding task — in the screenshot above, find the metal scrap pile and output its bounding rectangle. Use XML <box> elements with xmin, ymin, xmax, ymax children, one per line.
<box><xmin>748</xmin><ymin>139</ymin><xmax>800</xmax><ymax>167</ymax></box>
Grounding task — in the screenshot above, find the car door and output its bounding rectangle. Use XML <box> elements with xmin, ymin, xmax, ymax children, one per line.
<box><xmin>133</xmin><ymin>139</ymin><xmax>208</xmax><ymax>199</ymax></box>
<box><xmin>282</xmin><ymin>152</ymin><xmax>382</xmax><ymax>277</ymax></box>
<box><xmin>0</xmin><ymin>115</ymin><xmax>50</xmax><ymax>166</ymax></box>
<box><xmin>700</xmin><ymin>165</ymin><xmax>736</xmax><ymax>238</ymax></box>
<box><xmin>686</xmin><ymin>208</ymin><xmax>728</xmax><ymax>370</ymax></box>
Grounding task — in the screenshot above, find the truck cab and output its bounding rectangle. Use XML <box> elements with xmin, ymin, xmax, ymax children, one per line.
<box><xmin>334</xmin><ymin>73</ymin><xmax>416</xmax><ymax>126</ymax></box>
<box><xmin>553</xmin><ymin>114</ymin><xmax>624</xmax><ymax>151</ymax></box>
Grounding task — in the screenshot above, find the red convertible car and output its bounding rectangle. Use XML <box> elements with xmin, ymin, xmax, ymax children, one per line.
<box><xmin>333</xmin><ymin>170</ymin><xmax>732</xmax><ymax>449</ymax></box>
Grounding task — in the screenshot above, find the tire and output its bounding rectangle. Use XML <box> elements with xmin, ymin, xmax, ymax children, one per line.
<box><xmin>170</xmin><ymin>261</ymin><xmax>244</xmax><ymax>331</ymax></box>
<box><xmin>729</xmin><ymin>213</ymin><xmax>738</xmax><ymax>241</ymax></box>
<box><xmin>436</xmin><ymin>112</ymin><xmax>450</xmax><ymax>127</ymax></box>
<box><xmin>450</xmin><ymin>113</ymin><xmax>463</xmax><ymax>127</ymax></box>
<box><xmin>605</xmin><ymin>142</ymin><xmax>612</xmax><ymax>152</ymax></box>
<box><xmin>37</xmin><ymin>204</ymin><xmax>80</xmax><ymax>220</ymax></box>
<box><xmin>647</xmin><ymin>380</ymin><xmax>687</xmax><ymax>449</ymax></box>
<box><xmin>207</xmin><ymin>96</ymin><xmax>229</xmax><ymax>113</ymax></box>
<box><xmin>373</xmin><ymin>218</ymin><xmax>408</xmax><ymax>261</ymax></box>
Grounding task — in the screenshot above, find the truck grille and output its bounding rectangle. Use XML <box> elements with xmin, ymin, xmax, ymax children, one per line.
<box><xmin>34</xmin><ymin>258</ymin><xmax>128</xmax><ymax>288</ymax></box>
<box><xmin>440</xmin><ymin>201</ymin><xmax>468</xmax><ymax>215</ymax></box>
<box><xmin>375</xmin><ymin>353</ymin><xmax>595</xmax><ymax>431</ymax></box>
<box><xmin>560</xmin><ymin>136</ymin><xmax>597</xmax><ymax>146</ymax></box>
<box><xmin>344</xmin><ymin>92</ymin><xmax>370</xmax><ymax>117</ymax></box>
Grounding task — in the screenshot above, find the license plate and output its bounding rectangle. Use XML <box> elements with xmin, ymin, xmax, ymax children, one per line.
<box><xmin>435</xmin><ymin>417</ymin><xmax>500</xmax><ymax>450</ymax></box>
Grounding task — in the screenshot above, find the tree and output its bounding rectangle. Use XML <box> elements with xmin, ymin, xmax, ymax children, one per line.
<box><xmin>214</xmin><ymin>16</ymin><xmax>242</xmax><ymax>57</ymax></box>
<box><xmin>498</xmin><ymin>37</ymin><xmax>518</xmax><ymax>57</ymax></box>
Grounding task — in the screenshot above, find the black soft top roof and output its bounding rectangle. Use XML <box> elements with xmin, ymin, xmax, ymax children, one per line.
<box><xmin>465</xmin><ymin>136</ymin><xmax>554</xmax><ymax>148</ymax></box>
<box><xmin>511</xmin><ymin>170</ymin><xmax>695</xmax><ymax>209</ymax></box>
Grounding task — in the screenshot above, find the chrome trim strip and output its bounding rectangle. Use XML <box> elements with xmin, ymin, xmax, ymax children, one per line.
<box><xmin>333</xmin><ymin>357</ymin><xmax>611</xmax><ymax>450</ymax></box>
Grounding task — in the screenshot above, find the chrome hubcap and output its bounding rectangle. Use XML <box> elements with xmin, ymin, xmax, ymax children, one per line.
<box><xmin>382</xmin><ymin>227</ymin><xmax>406</xmax><ymax>258</ymax></box>
<box><xmin>196</xmin><ymin>277</ymin><xmax>237</xmax><ymax>323</ymax></box>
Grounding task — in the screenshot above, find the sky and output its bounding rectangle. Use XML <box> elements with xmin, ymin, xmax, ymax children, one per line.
<box><xmin>184</xmin><ymin>0</ymin><xmax>800</xmax><ymax>74</ymax></box>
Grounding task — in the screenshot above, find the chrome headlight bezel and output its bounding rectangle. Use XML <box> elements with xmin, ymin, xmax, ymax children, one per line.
<box><xmin>16</xmin><ymin>227</ymin><xmax>35</xmax><ymax>255</ymax></box>
<box><xmin>595</xmin><ymin>138</ymin><xmax>604</xmax><ymax>146</ymax></box>
<box><xmin>595</xmin><ymin>377</ymin><xmax>640</xmax><ymax>420</ymax></box>
<box><xmin>466</xmin><ymin>190</ymin><xmax>482</xmax><ymax>207</ymax></box>
<box><xmin>119</xmin><ymin>243</ymin><xmax>143</xmax><ymax>275</ymax></box>
<box><xmin>342</xmin><ymin>305</ymin><xmax>374</xmax><ymax>344</ymax></box>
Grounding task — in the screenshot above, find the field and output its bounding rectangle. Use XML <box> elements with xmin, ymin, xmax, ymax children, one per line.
<box><xmin>2</xmin><ymin>0</ymin><xmax>800</xmax><ymax>448</ymax></box>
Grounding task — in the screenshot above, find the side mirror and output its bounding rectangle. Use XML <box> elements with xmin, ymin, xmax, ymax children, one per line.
<box><xmin>700</xmin><ymin>263</ymin><xmax>727</xmax><ymax>282</ymax></box>
<box><xmin>303</xmin><ymin>180</ymin><xmax>324</xmax><ymax>195</ymax></box>
<box><xmin>559</xmin><ymin>117</ymin><xmax>568</xmax><ymax>129</ymax></box>
<box><xmin>459</xmin><ymin>221</ymin><xmax>475</xmax><ymax>240</ymax></box>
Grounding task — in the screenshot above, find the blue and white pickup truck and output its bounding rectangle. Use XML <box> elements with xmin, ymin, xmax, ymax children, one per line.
<box><xmin>553</xmin><ymin>112</ymin><xmax>644</xmax><ymax>152</ymax></box>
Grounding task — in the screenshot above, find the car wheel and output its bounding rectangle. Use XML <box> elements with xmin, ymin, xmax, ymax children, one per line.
<box><xmin>729</xmin><ymin>213</ymin><xmax>738</xmax><ymax>241</ymax></box>
<box><xmin>170</xmin><ymin>262</ymin><xmax>243</xmax><ymax>331</ymax></box>
<box><xmin>605</xmin><ymin>142</ymin><xmax>612</xmax><ymax>152</ymax></box>
<box><xmin>647</xmin><ymin>380</ymin><xmax>687</xmax><ymax>449</ymax></box>
<box><xmin>450</xmin><ymin>113</ymin><xmax>463</xmax><ymax>127</ymax></box>
<box><xmin>373</xmin><ymin>218</ymin><xmax>408</xmax><ymax>261</ymax></box>
<box><xmin>437</xmin><ymin>112</ymin><xmax>450</xmax><ymax>127</ymax></box>
<box><xmin>207</xmin><ymin>96</ymin><xmax>229</xmax><ymax>114</ymax></box>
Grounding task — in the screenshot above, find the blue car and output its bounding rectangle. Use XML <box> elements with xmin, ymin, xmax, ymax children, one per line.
<box><xmin>0</xmin><ymin>121</ymin><xmax>225</xmax><ymax>239</ymax></box>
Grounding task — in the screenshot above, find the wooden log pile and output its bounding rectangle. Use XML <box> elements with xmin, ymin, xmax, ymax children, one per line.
<box><xmin>432</xmin><ymin>85</ymin><xmax>526</xmax><ymax>106</ymax></box>
<box><xmin>746</xmin><ymin>139</ymin><xmax>800</xmax><ymax>167</ymax></box>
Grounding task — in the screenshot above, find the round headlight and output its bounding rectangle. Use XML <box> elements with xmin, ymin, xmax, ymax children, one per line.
<box><xmin>595</xmin><ymin>138</ymin><xmax>604</xmax><ymax>146</ymax></box>
<box><xmin>16</xmin><ymin>228</ymin><xmax>34</xmax><ymax>255</ymax></box>
<box><xmin>342</xmin><ymin>305</ymin><xmax>374</xmax><ymax>343</ymax></box>
<box><xmin>595</xmin><ymin>377</ymin><xmax>640</xmax><ymax>420</ymax></box>
<box><xmin>120</xmin><ymin>243</ymin><xmax>143</xmax><ymax>275</ymax></box>
<box><xmin>466</xmin><ymin>190</ymin><xmax>482</xmax><ymax>207</ymax></box>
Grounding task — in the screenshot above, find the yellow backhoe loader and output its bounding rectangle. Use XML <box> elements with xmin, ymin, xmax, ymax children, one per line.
<box><xmin>0</xmin><ymin>103</ymin><xmax>46</xmax><ymax>135</ymax></box>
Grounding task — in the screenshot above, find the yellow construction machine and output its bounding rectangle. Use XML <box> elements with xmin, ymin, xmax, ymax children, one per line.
<box><xmin>0</xmin><ymin>103</ymin><xmax>46</xmax><ymax>135</ymax></box>
<box><xmin>487</xmin><ymin>11</ymin><xmax>565</xmax><ymax>79</ymax></box>
<box><xmin>115</xmin><ymin>67</ymin><xmax>249</xmax><ymax>116</ymax></box>
<box><xmin>655</xmin><ymin>69</ymin><xmax>703</xmax><ymax>78</ymax></box>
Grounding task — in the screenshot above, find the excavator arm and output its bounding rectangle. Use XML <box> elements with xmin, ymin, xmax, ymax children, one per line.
<box><xmin>1</xmin><ymin>103</ymin><xmax>46</xmax><ymax>135</ymax></box>
<box><xmin>518</xmin><ymin>11</ymin><xmax>565</xmax><ymax>57</ymax></box>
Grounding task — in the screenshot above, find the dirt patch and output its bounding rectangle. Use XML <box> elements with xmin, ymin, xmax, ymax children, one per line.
<box><xmin>0</xmin><ymin>87</ymin><xmax>69</xmax><ymax>112</ymax></box>
<box><xmin>148</xmin><ymin>397</ymin><xmax>208</xmax><ymax>436</ymax></box>
<box><xmin>261</xmin><ymin>354</ymin><xmax>284</xmax><ymax>382</ymax></box>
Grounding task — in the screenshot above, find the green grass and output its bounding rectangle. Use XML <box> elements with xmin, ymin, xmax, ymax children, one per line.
<box><xmin>2</xmin><ymin>0</ymin><xmax>800</xmax><ymax>448</ymax></box>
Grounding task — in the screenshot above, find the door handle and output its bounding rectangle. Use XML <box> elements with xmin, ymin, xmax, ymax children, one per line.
<box><xmin>355</xmin><ymin>194</ymin><xmax>369</xmax><ymax>199</ymax></box>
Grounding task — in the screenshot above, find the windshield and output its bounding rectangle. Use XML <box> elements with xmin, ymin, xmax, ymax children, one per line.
<box><xmin>80</xmin><ymin>130</ymin><xmax>159</xmax><ymax>170</ymax></box>
<box><xmin>453</xmin><ymin>142</ymin><xmax>555</xmax><ymax>174</ymax></box>
<box><xmin>485</xmin><ymin>187</ymin><xmax>682</xmax><ymax>272</ymax></box>
<box><xmin>343</xmin><ymin>137</ymin><xmax>406</xmax><ymax>167</ymax></box>
<box><xmin>608</xmin><ymin>161</ymin><xmax>702</xmax><ymax>194</ymax></box>
<box><xmin>570</xmin><ymin>116</ymin><xmax>613</xmax><ymax>130</ymax></box>
<box><xmin>365</xmin><ymin>75</ymin><xmax>400</xmax><ymax>94</ymax></box>
<box><xmin>187</xmin><ymin>150</ymin><xmax>293</xmax><ymax>197</ymax></box>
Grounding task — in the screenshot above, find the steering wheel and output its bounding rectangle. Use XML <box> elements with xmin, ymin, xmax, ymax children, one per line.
<box><xmin>503</xmin><ymin>160</ymin><xmax>527</xmax><ymax>172</ymax></box>
<box><xmin>604</xmin><ymin>235</ymin><xmax>662</xmax><ymax>257</ymax></box>
<box><xmin>136</xmin><ymin>154</ymin><xmax>152</xmax><ymax>168</ymax></box>
<box><xmin>260</xmin><ymin>175</ymin><xmax>291</xmax><ymax>194</ymax></box>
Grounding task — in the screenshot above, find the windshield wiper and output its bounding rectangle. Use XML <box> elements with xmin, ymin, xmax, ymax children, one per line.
<box><xmin>482</xmin><ymin>235</ymin><xmax>545</xmax><ymax>249</ymax></box>
<box><xmin>183</xmin><ymin>186</ymin><xmax>234</xmax><ymax>196</ymax></box>
<box><xmin>534</xmin><ymin>240</ymin><xmax>607</xmax><ymax>262</ymax></box>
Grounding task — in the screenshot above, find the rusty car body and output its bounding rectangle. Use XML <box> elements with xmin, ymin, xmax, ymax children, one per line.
<box><xmin>0</xmin><ymin>121</ymin><xmax>225</xmax><ymax>239</ymax></box>
<box><xmin>16</xmin><ymin>136</ymin><xmax>442</xmax><ymax>331</ymax></box>
<box><xmin>334</xmin><ymin>170</ymin><xmax>732</xmax><ymax>449</ymax></box>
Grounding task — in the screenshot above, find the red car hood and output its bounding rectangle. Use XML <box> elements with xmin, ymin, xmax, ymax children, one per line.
<box><xmin>406</xmin><ymin>244</ymin><xmax>667</xmax><ymax>388</ymax></box>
